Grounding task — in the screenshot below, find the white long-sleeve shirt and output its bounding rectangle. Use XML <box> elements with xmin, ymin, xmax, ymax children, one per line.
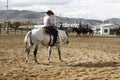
<box><xmin>43</xmin><ymin>15</ymin><xmax>53</xmax><ymax>26</ymax></box>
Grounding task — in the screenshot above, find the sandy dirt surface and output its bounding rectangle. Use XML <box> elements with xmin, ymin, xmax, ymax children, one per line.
<box><xmin>0</xmin><ymin>32</ymin><xmax>120</xmax><ymax>80</ymax></box>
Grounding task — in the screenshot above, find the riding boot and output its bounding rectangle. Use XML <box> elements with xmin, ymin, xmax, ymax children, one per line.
<box><xmin>55</xmin><ymin>35</ymin><xmax>57</xmax><ymax>42</ymax></box>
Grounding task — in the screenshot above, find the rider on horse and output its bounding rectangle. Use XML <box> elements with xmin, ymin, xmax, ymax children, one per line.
<box><xmin>43</xmin><ymin>10</ymin><xmax>59</xmax><ymax>46</ymax></box>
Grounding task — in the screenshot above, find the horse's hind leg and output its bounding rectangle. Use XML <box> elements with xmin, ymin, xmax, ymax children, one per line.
<box><xmin>33</xmin><ymin>45</ymin><xmax>39</xmax><ymax>64</ymax></box>
<box><xmin>25</xmin><ymin>45</ymin><xmax>32</xmax><ymax>63</ymax></box>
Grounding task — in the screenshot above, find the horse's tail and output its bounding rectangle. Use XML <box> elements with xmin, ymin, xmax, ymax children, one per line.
<box><xmin>24</xmin><ymin>31</ymin><xmax>33</xmax><ymax>50</ymax></box>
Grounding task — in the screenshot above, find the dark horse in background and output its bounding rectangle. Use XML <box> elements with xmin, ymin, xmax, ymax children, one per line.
<box><xmin>72</xmin><ymin>25</ymin><xmax>94</xmax><ymax>37</ymax></box>
<box><xmin>114</xmin><ymin>28</ymin><xmax>120</xmax><ymax>37</ymax></box>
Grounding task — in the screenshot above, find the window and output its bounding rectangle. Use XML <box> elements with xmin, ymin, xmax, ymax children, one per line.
<box><xmin>104</xmin><ymin>29</ymin><xmax>108</xmax><ymax>33</ymax></box>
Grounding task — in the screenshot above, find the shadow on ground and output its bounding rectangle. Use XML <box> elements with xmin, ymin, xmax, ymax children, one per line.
<box><xmin>60</xmin><ymin>61</ymin><xmax>120</xmax><ymax>68</ymax></box>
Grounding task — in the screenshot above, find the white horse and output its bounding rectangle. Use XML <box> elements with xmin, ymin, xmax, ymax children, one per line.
<box><xmin>24</xmin><ymin>28</ymin><xmax>69</xmax><ymax>64</ymax></box>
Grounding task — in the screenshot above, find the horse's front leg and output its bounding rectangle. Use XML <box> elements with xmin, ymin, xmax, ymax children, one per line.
<box><xmin>34</xmin><ymin>45</ymin><xmax>39</xmax><ymax>64</ymax></box>
<box><xmin>57</xmin><ymin>44</ymin><xmax>63</xmax><ymax>62</ymax></box>
<box><xmin>48</xmin><ymin>46</ymin><xmax>52</xmax><ymax>63</ymax></box>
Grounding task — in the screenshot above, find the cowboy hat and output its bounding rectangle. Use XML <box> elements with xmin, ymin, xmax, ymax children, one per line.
<box><xmin>45</xmin><ymin>10</ymin><xmax>54</xmax><ymax>15</ymax></box>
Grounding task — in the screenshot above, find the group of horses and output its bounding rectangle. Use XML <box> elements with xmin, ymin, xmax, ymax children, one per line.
<box><xmin>59</xmin><ymin>25</ymin><xmax>94</xmax><ymax>37</ymax></box>
<box><xmin>114</xmin><ymin>28</ymin><xmax>120</xmax><ymax>37</ymax></box>
<box><xmin>72</xmin><ymin>27</ymin><xmax>94</xmax><ymax>37</ymax></box>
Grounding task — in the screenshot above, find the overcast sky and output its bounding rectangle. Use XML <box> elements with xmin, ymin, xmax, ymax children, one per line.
<box><xmin>0</xmin><ymin>0</ymin><xmax>120</xmax><ymax>20</ymax></box>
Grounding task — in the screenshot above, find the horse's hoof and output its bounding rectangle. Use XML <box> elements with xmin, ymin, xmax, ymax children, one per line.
<box><xmin>47</xmin><ymin>60</ymin><xmax>50</xmax><ymax>64</ymax></box>
<box><xmin>60</xmin><ymin>60</ymin><xmax>64</xmax><ymax>62</ymax></box>
<box><xmin>35</xmin><ymin>62</ymin><xmax>40</xmax><ymax>64</ymax></box>
<box><xmin>35</xmin><ymin>61</ymin><xmax>39</xmax><ymax>64</ymax></box>
<box><xmin>25</xmin><ymin>59</ymin><xmax>28</xmax><ymax>63</ymax></box>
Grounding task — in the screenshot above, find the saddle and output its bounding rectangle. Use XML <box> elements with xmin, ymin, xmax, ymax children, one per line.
<box><xmin>43</xmin><ymin>27</ymin><xmax>54</xmax><ymax>35</ymax></box>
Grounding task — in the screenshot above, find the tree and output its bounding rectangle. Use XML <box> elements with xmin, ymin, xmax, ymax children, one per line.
<box><xmin>12</xmin><ymin>22</ymin><xmax>21</xmax><ymax>34</ymax></box>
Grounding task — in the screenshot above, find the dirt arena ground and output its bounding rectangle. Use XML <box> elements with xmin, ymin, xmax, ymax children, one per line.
<box><xmin>0</xmin><ymin>32</ymin><xmax>120</xmax><ymax>80</ymax></box>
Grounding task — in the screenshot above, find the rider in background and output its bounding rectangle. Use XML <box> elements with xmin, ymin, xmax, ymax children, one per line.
<box><xmin>59</xmin><ymin>22</ymin><xmax>63</xmax><ymax>30</ymax></box>
<box><xmin>78</xmin><ymin>23</ymin><xmax>82</xmax><ymax>29</ymax></box>
<box><xmin>78</xmin><ymin>22</ymin><xmax>83</xmax><ymax>31</ymax></box>
<box><xmin>43</xmin><ymin>10</ymin><xmax>59</xmax><ymax>45</ymax></box>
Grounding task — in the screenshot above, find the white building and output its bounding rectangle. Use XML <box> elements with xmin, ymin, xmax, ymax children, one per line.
<box><xmin>19</xmin><ymin>25</ymin><xmax>44</xmax><ymax>29</ymax></box>
<box><xmin>63</xmin><ymin>23</ymin><xmax>79</xmax><ymax>28</ymax></box>
<box><xmin>19</xmin><ymin>25</ymin><xmax>34</xmax><ymax>29</ymax></box>
<box><xmin>92</xmin><ymin>23</ymin><xmax>119</xmax><ymax>35</ymax></box>
<box><xmin>34</xmin><ymin>25</ymin><xmax>44</xmax><ymax>29</ymax></box>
